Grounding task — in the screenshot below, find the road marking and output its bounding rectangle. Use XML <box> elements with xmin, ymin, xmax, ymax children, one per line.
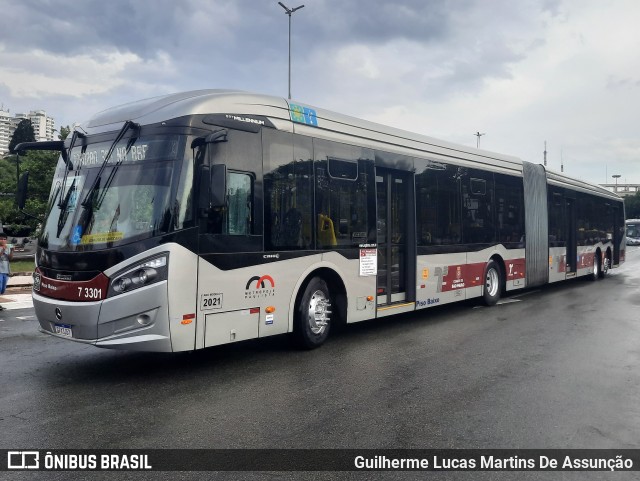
<box><xmin>1</xmin><ymin>301</ymin><xmax>34</xmax><ymax>310</ymax></box>
<box><xmin>510</xmin><ymin>289</ymin><xmax>541</xmax><ymax>299</ymax></box>
<box><xmin>497</xmin><ymin>298</ymin><xmax>522</xmax><ymax>305</ymax></box>
<box><xmin>16</xmin><ymin>315</ymin><xmax>35</xmax><ymax>320</ymax></box>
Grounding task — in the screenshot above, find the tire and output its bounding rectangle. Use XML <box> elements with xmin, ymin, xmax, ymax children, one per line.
<box><xmin>482</xmin><ymin>260</ymin><xmax>502</xmax><ymax>306</ymax></box>
<box><xmin>589</xmin><ymin>252</ymin><xmax>601</xmax><ymax>281</ymax></box>
<box><xmin>599</xmin><ymin>252</ymin><xmax>609</xmax><ymax>279</ymax></box>
<box><xmin>293</xmin><ymin>277</ymin><xmax>332</xmax><ymax>349</ymax></box>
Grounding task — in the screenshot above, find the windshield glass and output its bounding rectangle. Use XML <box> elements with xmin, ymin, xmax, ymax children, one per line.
<box><xmin>40</xmin><ymin>134</ymin><xmax>194</xmax><ymax>251</ymax></box>
<box><xmin>627</xmin><ymin>223</ymin><xmax>640</xmax><ymax>238</ymax></box>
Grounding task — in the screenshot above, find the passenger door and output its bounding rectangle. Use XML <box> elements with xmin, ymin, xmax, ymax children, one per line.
<box><xmin>376</xmin><ymin>169</ymin><xmax>413</xmax><ymax>306</ymax></box>
<box><xmin>565</xmin><ymin>198</ymin><xmax>577</xmax><ymax>274</ymax></box>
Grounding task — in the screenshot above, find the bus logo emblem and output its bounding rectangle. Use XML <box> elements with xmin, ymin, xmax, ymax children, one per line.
<box><xmin>245</xmin><ymin>275</ymin><xmax>275</xmax><ymax>299</ymax></box>
<box><xmin>245</xmin><ymin>275</ymin><xmax>275</xmax><ymax>290</ymax></box>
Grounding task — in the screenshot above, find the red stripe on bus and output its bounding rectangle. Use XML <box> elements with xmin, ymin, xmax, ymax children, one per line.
<box><xmin>33</xmin><ymin>268</ymin><xmax>110</xmax><ymax>302</ymax></box>
<box><xmin>438</xmin><ymin>259</ymin><xmax>526</xmax><ymax>293</ymax></box>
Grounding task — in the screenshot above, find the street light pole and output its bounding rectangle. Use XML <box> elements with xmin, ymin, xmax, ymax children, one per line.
<box><xmin>278</xmin><ymin>2</ymin><xmax>304</xmax><ymax>100</ymax></box>
<box><xmin>474</xmin><ymin>131</ymin><xmax>485</xmax><ymax>148</ymax></box>
<box><xmin>612</xmin><ymin>174</ymin><xmax>621</xmax><ymax>193</ymax></box>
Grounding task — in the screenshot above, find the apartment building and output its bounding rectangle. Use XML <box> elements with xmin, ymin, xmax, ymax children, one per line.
<box><xmin>0</xmin><ymin>109</ymin><xmax>12</xmax><ymax>155</ymax></box>
<box><xmin>0</xmin><ymin>108</ymin><xmax>55</xmax><ymax>154</ymax></box>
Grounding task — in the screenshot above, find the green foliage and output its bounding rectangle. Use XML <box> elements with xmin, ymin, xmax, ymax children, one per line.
<box><xmin>624</xmin><ymin>192</ymin><xmax>640</xmax><ymax>219</ymax></box>
<box><xmin>8</xmin><ymin>119</ymin><xmax>36</xmax><ymax>154</ymax></box>
<box><xmin>58</xmin><ymin>125</ymin><xmax>71</xmax><ymax>141</ymax></box>
<box><xmin>10</xmin><ymin>259</ymin><xmax>35</xmax><ymax>274</ymax></box>
<box><xmin>0</xmin><ymin>149</ymin><xmax>58</xmax><ymax>234</ymax></box>
<box><xmin>21</xmin><ymin>150</ymin><xmax>58</xmax><ymax>201</ymax></box>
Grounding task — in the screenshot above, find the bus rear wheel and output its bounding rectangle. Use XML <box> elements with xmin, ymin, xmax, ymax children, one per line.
<box><xmin>599</xmin><ymin>252</ymin><xmax>610</xmax><ymax>279</ymax></box>
<box><xmin>590</xmin><ymin>252</ymin><xmax>601</xmax><ymax>281</ymax></box>
<box><xmin>483</xmin><ymin>260</ymin><xmax>502</xmax><ymax>306</ymax></box>
<box><xmin>293</xmin><ymin>277</ymin><xmax>332</xmax><ymax>349</ymax></box>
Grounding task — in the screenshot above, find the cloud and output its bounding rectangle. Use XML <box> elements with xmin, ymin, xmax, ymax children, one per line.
<box><xmin>1</xmin><ymin>0</ymin><xmax>639</xmax><ymax>184</ymax></box>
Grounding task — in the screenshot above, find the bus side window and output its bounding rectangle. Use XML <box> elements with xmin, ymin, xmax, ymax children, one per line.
<box><xmin>313</xmin><ymin>138</ymin><xmax>375</xmax><ymax>249</ymax></box>
<box><xmin>263</xmin><ymin>130</ymin><xmax>313</xmax><ymax>250</ymax></box>
<box><xmin>224</xmin><ymin>172</ymin><xmax>253</xmax><ymax>235</ymax></box>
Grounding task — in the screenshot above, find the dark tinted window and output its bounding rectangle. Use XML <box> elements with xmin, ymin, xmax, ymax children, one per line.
<box><xmin>415</xmin><ymin>160</ymin><xmax>462</xmax><ymax>245</ymax></box>
<box><xmin>225</xmin><ymin>172</ymin><xmax>253</xmax><ymax>235</ymax></box>
<box><xmin>263</xmin><ymin>130</ymin><xmax>313</xmax><ymax>250</ymax></box>
<box><xmin>494</xmin><ymin>173</ymin><xmax>525</xmax><ymax>245</ymax></box>
<box><xmin>461</xmin><ymin>169</ymin><xmax>495</xmax><ymax>244</ymax></box>
<box><xmin>577</xmin><ymin>193</ymin><xmax>612</xmax><ymax>245</ymax></box>
<box><xmin>328</xmin><ymin>158</ymin><xmax>358</xmax><ymax>180</ymax></box>
<box><xmin>547</xmin><ymin>188</ymin><xmax>566</xmax><ymax>247</ymax></box>
<box><xmin>314</xmin><ymin>139</ymin><xmax>375</xmax><ymax>249</ymax></box>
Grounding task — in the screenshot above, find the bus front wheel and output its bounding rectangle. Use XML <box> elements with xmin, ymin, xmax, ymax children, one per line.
<box><xmin>483</xmin><ymin>260</ymin><xmax>502</xmax><ymax>306</ymax></box>
<box><xmin>293</xmin><ymin>277</ymin><xmax>332</xmax><ymax>349</ymax></box>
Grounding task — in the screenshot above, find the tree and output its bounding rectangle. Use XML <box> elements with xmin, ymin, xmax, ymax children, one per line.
<box><xmin>20</xmin><ymin>150</ymin><xmax>58</xmax><ymax>202</ymax></box>
<box><xmin>8</xmin><ymin>119</ymin><xmax>35</xmax><ymax>154</ymax></box>
<box><xmin>58</xmin><ymin>125</ymin><xmax>71</xmax><ymax>141</ymax></box>
<box><xmin>624</xmin><ymin>192</ymin><xmax>640</xmax><ymax>219</ymax></box>
<box><xmin>0</xmin><ymin>148</ymin><xmax>58</xmax><ymax>234</ymax></box>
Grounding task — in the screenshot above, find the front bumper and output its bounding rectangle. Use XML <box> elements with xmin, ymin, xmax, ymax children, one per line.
<box><xmin>33</xmin><ymin>281</ymin><xmax>172</xmax><ymax>352</ymax></box>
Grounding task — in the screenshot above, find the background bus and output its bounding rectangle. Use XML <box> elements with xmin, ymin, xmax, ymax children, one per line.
<box><xmin>17</xmin><ymin>90</ymin><xmax>625</xmax><ymax>352</ymax></box>
<box><xmin>626</xmin><ymin>219</ymin><xmax>640</xmax><ymax>246</ymax></box>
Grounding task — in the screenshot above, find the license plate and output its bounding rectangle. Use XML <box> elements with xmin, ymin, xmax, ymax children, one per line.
<box><xmin>54</xmin><ymin>324</ymin><xmax>73</xmax><ymax>337</ymax></box>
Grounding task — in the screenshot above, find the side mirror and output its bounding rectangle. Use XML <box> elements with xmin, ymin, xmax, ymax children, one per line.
<box><xmin>211</xmin><ymin>164</ymin><xmax>227</xmax><ymax>208</ymax></box>
<box><xmin>17</xmin><ymin>171</ymin><xmax>29</xmax><ymax>210</ymax></box>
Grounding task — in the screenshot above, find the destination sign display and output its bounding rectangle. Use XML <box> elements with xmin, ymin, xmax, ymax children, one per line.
<box><xmin>69</xmin><ymin>136</ymin><xmax>181</xmax><ymax>169</ymax></box>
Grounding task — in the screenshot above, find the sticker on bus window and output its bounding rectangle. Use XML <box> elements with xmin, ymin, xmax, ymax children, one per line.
<box><xmin>359</xmin><ymin>248</ymin><xmax>377</xmax><ymax>276</ymax></box>
<box><xmin>70</xmin><ymin>225</ymin><xmax>83</xmax><ymax>245</ymax></box>
<box><xmin>80</xmin><ymin>232</ymin><xmax>124</xmax><ymax>244</ymax></box>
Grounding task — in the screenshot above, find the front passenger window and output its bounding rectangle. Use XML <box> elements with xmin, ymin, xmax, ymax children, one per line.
<box><xmin>225</xmin><ymin>172</ymin><xmax>253</xmax><ymax>235</ymax></box>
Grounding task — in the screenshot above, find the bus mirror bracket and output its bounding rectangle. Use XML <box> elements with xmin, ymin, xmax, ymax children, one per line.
<box><xmin>17</xmin><ymin>171</ymin><xmax>29</xmax><ymax>210</ymax></box>
<box><xmin>211</xmin><ymin>164</ymin><xmax>227</xmax><ymax>208</ymax></box>
<box><xmin>15</xmin><ymin>171</ymin><xmax>42</xmax><ymax>221</ymax></box>
<box><xmin>205</xmin><ymin>129</ymin><xmax>227</xmax><ymax>144</ymax></box>
<box><xmin>198</xmin><ymin>165</ymin><xmax>211</xmax><ymax>216</ymax></box>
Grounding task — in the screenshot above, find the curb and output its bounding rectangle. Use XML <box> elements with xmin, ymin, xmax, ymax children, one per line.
<box><xmin>8</xmin><ymin>272</ymin><xmax>34</xmax><ymax>289</ymax></box>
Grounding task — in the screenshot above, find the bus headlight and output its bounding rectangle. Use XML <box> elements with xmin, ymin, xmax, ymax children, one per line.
<box><xmin>108</xmin><ymin>254</ymin><xmax>168</xmax><ymax>297</ymax></box>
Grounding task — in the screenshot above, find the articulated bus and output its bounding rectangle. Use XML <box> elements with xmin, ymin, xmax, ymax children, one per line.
<box><xmin>17</xmin><ymin>90</ymin><xmax>625</xmax><ymax>351</ymax></box>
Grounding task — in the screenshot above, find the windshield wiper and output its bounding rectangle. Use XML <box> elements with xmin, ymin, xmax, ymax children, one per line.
<box><xmin>56</xmin><ymin>178</ymin><xmax>77</xmax><ymax>237</ymax></box>
<box><xmin>58</xmin><ymin>129</ymin><xmax>85</xmax><ymax>208</ymax></box>
<box><xmin>80</xmin><ymin>120</ymin><xmax>140</xmax><ymax>209</ymax></box>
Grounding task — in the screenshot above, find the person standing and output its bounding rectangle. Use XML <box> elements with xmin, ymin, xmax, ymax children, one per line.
<box><xmin>0</xmin><ymin>234</ymin><xmax>13</xmax><ymax>310</ymax></box>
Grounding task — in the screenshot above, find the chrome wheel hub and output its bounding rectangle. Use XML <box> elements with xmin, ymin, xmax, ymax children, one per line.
<box><xmin>486</xmin><ymin>269</ymin><xmax>499</xmax><ymax>297</ymax></box>
<box><xmin>307</xmin><ymin>290</ymin><xmax>331</xmax><ymax>335</ymax></box>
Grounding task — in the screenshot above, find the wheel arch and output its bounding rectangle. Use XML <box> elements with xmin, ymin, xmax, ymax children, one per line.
<box><xmin>595</xmin><ymin>246</ymin><xmax>603</xmax><ymax>265</ymax></box>
<box><xmin>288</xmin><ymin>265</ymin><xmax>347</xmax><ymax>334</ymax></box>
<box><xmin>600</xmin><ymin>246</ymin><xmax>612</xmax><ymax>278</ymax></box>
<box><xmin>488</xmin><ymin>253</ymin><xmax>507</xmax><ymax>294</ymax></box>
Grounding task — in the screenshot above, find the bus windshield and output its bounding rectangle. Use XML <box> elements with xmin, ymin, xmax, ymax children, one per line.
<box><xmin>39</xmin><ymin>134</ymin><xmax>193</xmax><ymax>251</ymax></box>
<box><xmin>627</xmin><ymin>222</ymin><xmax>640</xmax><ymax>239</ymax></box>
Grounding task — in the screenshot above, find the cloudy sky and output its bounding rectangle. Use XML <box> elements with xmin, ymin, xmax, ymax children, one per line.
<box><xmin>1</xmin><ymin>0</ymin><xmax>639</xmax><ymax>186</ymax></box>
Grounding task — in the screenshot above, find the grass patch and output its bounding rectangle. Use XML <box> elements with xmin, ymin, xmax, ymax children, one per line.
<box><xmin>10</xmin><ymin>259</ymin><xmax>35</xmax><ymax>274</ymax></box>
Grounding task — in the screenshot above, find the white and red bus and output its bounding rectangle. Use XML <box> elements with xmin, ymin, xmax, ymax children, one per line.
<box><xmin>17</xmin><ymin>90</ymin><xmax>625</xmax><ymax>351</ymax></box>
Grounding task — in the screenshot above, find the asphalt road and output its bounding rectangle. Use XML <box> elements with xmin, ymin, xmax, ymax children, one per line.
<box><xmin>1</xmin><ymin>248</ymin><xmax>640</xmax><ymax>480</ymax></box>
